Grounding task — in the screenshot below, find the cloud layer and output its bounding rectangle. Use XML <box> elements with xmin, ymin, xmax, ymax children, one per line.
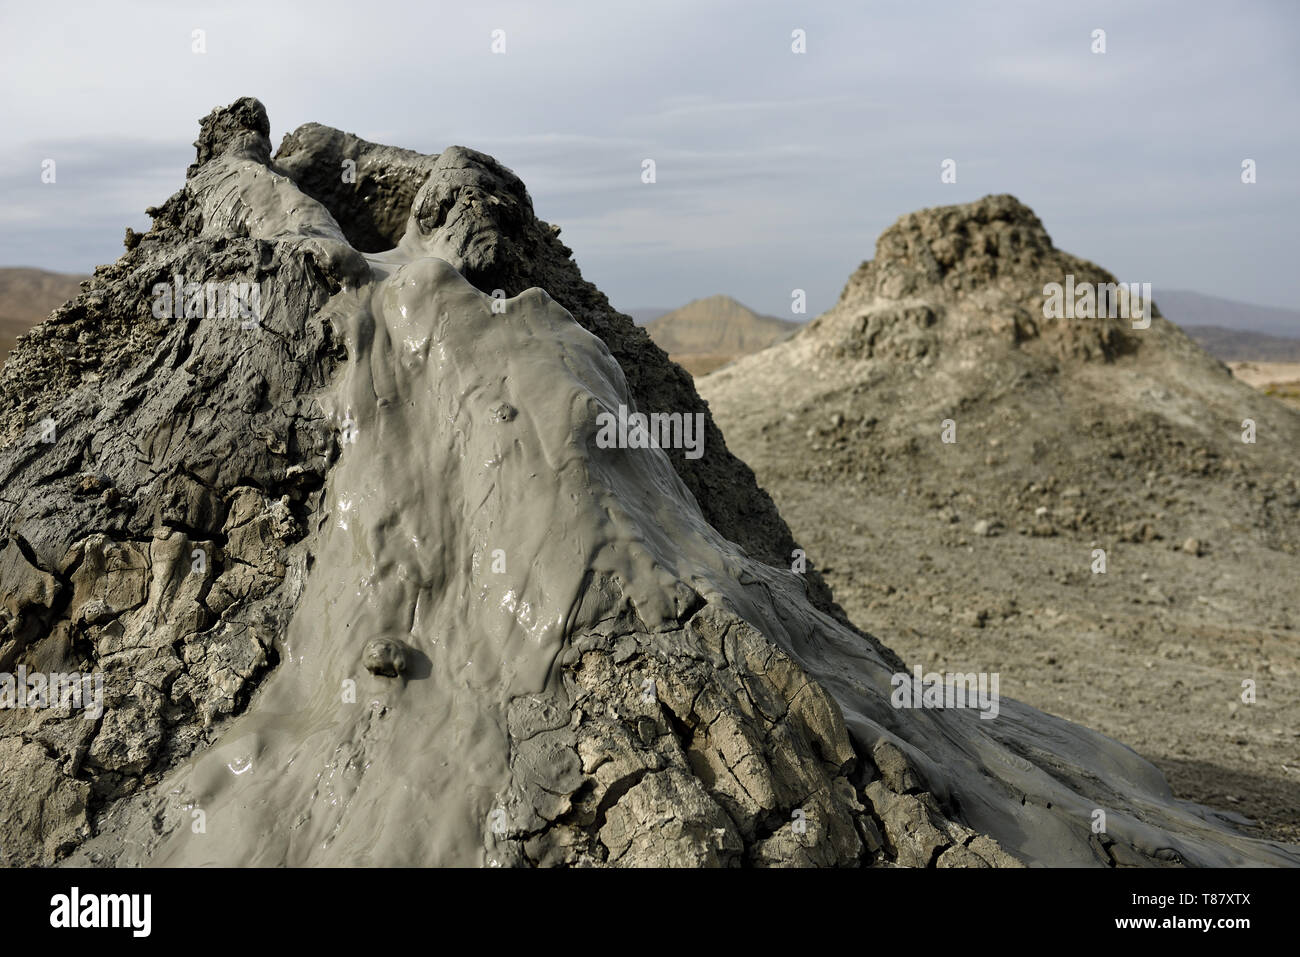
<box><xmin>1</xmin><ymin>0</ymin><xmax>1296</xmax><ymax>315</ymax></box>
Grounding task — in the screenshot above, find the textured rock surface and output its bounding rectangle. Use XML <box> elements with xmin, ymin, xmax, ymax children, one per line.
<box><xmin>1</xmin><ymin>100</ymin><xmax>1293</xmax><ymax>868</ymax></box>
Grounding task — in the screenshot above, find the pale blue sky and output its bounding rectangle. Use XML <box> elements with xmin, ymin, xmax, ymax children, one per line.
<box><xmin>1</xmin><ymin>0</ymin><xmax>1296</xmax><ymax>317</ymax></box>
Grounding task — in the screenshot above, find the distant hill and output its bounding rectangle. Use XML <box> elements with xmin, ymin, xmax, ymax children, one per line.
<box><xmin>1157</xmin><ymin>289</ymin><xmax>1299</xmax><ymax>339</ymax></box>
<box><xmin>645</xmin><ymin>294</ymin><xmax>801</xmax><ymax>375</ymax></box>
<box><xmin>0</xmin><ymin>267</ymin><xmax>87</xmax><ymax>364</ymax></box>
<box><xmin>1180</xmin><ymin>324</ymin><xmax>1300</xmax><ymax>362</ymax></box>
<box><xmin>626</xmin><ymin>307</ymin><xmax>671</xmax><ymax>326</ymax></box>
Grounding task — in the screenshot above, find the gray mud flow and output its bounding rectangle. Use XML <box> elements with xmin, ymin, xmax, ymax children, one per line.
<box><xmin>5</xmin><ymin>99</ymin><xmax>1294</xmax><ymax>868</ymax></box>
<box><xmin>129</xmin><ymin>249</ymin><xmax>758</xmax><ymax>865</ymax></box>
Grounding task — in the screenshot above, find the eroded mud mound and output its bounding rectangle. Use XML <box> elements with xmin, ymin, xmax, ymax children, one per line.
<box><xmin>1</xmin><ymin>100</ymin><xmax>1294</xmax><ymax>867</ymax></box>
<box><xmin>703</xmin><ymin>194</ymin><xmax>1300</xmax><ymax>547</ymax></box>
<box><xmin>700</xmin><ymin>195</ymin><xmax>1300</xmax><ymax>845</ymax></box>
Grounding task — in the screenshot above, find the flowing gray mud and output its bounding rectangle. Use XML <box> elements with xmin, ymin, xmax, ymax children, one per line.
<box><xmin>4</xmin><ymin>99</ymin><xmax>1294</xmax><ymax>867</ymax></box>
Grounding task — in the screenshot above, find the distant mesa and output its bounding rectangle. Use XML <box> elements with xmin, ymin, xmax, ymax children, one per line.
<box><xmin>645</xmin><ymin>294</ymin><xmax>801</xmax><ymax>376</ymax></box>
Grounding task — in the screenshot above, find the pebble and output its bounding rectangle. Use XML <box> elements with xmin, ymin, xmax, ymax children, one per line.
<box><xmin>364</xmin><ymin>637</ymin><xmax>407</xmax><ymax>677</ymax></box>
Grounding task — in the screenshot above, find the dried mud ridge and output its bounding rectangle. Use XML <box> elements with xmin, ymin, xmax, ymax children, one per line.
<box><xmin>0</xmin><ymin>99</ymin><xmax>1292</xmax><ymax>867</ymax></box>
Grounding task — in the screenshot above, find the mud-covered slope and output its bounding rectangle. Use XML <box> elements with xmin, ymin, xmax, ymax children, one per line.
<box><xmin>1</xmin><ymin>103</ymin><xmax>1295</xmax><ymax>867</ymax></box>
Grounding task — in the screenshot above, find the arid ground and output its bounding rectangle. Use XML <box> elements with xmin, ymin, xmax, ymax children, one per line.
<box><xmin>1229</xmin><ymin>361</ymin><xmax>1300</xmax><ymax>411</ymax></box>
